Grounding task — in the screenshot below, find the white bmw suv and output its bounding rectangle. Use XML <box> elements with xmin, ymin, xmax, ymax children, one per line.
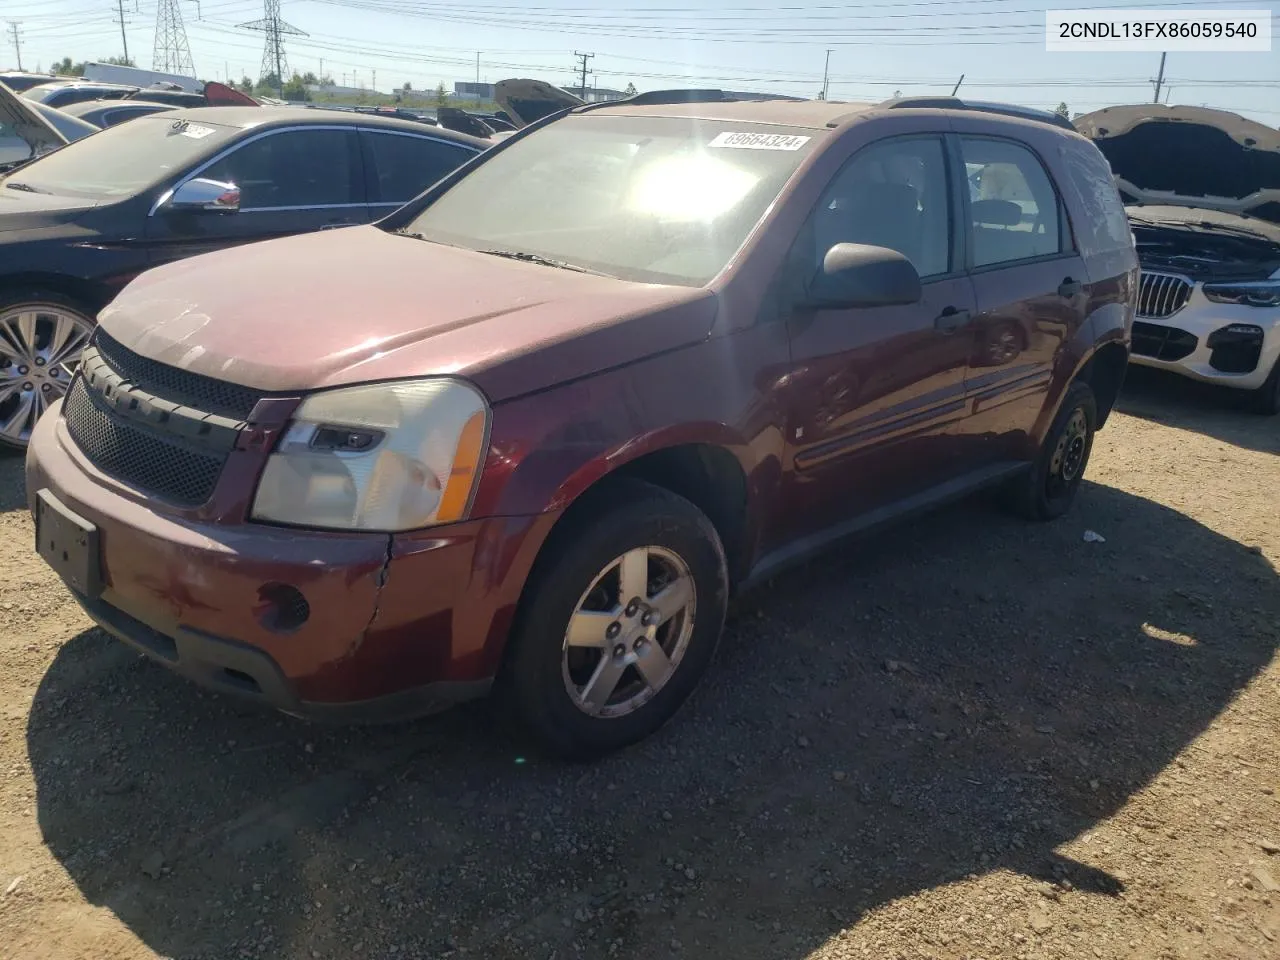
<box><xmin>1076</xmin><ymin>104</ymin><xmax>1280</xmax><ymax>414</ymax></box>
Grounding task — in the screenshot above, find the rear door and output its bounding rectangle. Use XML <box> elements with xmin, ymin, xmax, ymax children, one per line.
<box><xmin>951</xmin><ymin>130</ymin><xmax>1089</xmax><ymax>466</ymax></box>
<box><xmin>780</xmin><ymin>133</ymin><xmax>978</xmax><ymax>538</ymax></box>
<box><xmin>144</xmin><ymin>124</ymin><xmax>368</xmax><ymax>266</ymax></box>
<box><xmin>358</xmin><ymin>128</ymin><xmax>481</xmax><ymax>215</ymax></box>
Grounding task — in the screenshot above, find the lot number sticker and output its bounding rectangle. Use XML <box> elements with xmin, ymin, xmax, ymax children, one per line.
<box><xmin>709</xmin><ymin>131</ymin><xmax>811</xmax><ymax>151</ymax></box>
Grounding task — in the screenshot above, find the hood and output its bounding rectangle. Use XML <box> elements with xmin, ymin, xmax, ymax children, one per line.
<box><xmin>201</xmin><ymin>80</ymin><xmax>259</xmax><ymax>107</ymax></box>
<box><xmin>0</xmin><ymin>186</ymin><xmax>101</xmax><ymax>231</ymax></box>
<box><xmin>494</xmin><ymin>78</ymin><xmax>584</xmax><ymax>129</ymax></box>
<box><xmin>1075</xmin><ymin>104</ymin><xmax>1280</xmax><ymax>225</ymax></box>
<box><xmin>0</xmin><ymin>80</ymin><xmax>69</xmax><ymax>172</ymax></box>
<box><xmin>98</xmin><ymin>226</ymin><xmax>717</xmax><ymax>403</ymax></box>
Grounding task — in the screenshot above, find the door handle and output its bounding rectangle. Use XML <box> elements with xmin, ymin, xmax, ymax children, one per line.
<box><xmin>934</xmin><ymin>307</ymin><xmax>972</xmax><ymax>334</ymax></box>
<box><xmin>1058</xmin><ymin>277</ymin><xmax>1083</xmax><ymax>298</ymax></box>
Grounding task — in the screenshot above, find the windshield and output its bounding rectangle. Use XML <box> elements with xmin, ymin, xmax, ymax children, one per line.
<box><xmin>0</xmin><ymin>115</ymin><xmax>237</xmax><ymax>198</ymax></box>
<box><xmin>402</xmin><ymin>114</ymin><xmax>818</xmax><ymax>286</ymax></box>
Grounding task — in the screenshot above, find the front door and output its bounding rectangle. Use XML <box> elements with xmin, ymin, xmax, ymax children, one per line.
<box><xmin>144</xmin><ymin>126</ymin><xmax>368</xmax><ymax>267</ymax></box>
<box><xmin>953</xmin><ymin>133</ymin><xmax>1090</xmax><ymax>465</ymax></box>
<box><xmin>780</xmin><ymin>134</ymin><xmax>977</xmax><ymax>540</ymax></box>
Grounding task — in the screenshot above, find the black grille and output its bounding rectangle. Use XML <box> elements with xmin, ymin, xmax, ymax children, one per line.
<box><xmin>1131</xmin><ymin>321</ymin><xmax>1199</xmax><ymax>362</ymax></box>
<box><xmin>94</xmin><ymin>328</ymin><xmax>264</xmax><ymax>420</ymax></box>
<box><xmin>63</xmin><ymin>378</ymin><xmax>226</xmax><ymax>506</ymax></box>
<box><xmin>1136</xmin><ymin>272</ymin><xmax>1192</xmax><ymax>319</ymax></box>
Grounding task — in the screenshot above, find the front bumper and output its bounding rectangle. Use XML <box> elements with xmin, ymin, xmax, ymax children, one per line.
<box><xmin>27</xmin><ymin>400</ymin><xmax>553</xmax><ymax>720</ymax></box>
<box><xmin>1130</xmin><ymin>291</ymin><xmax>1280</xmax><ymax>390</ymax></box>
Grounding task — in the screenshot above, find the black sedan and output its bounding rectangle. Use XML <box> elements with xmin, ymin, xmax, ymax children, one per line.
<box><xmin>0</xmin><ymin>106</ymin><xmax>488</xmax><ymax>448</ymax></box>
<box><xmin>58</xmin><ymin>99</ymin><xmax>176</xmax><ymax>129</ymax></box>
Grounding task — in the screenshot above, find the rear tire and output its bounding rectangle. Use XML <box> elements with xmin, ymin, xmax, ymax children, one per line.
<box><xmin>1249</xmin><ymin>358</ymin><xmax>1280</xmax><ymax>416</ymax></box>
<box><xmin>0</xmin><ymin>290</ymin><xmax>96</xmax><ymax>451</ymax></box>
<box><xmin>1005</xmin><ymin>380</ymin><xmax>1098</xmax><ymax>521</ymax></box>
<box><xmin>501</xmin><ymin>478</ymin><xmax>728</xmax><ymax>760</ymax></box>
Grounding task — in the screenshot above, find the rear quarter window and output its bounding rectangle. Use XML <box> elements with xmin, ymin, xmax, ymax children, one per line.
<box><xmin>1058</xmin><ymin>137</ymin><xmax>1134</xmax><ymax>257</ymax></box>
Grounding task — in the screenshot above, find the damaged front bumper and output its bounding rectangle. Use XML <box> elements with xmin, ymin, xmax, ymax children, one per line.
<box><xmin>26</xmin><ymin>403</ymin><xmax>500</xmax><ymax>722</ymax></box>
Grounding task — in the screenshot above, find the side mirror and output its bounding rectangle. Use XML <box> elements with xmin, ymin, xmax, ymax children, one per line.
<box><xmin>165</xmin><ymin>177</ymin><xmax>240</xmax><ymax>213</ymax></box>
<box><xmin>806</xmin><ymin>243</ymin><xmax>922</xmax><ymax>309</ymax></box>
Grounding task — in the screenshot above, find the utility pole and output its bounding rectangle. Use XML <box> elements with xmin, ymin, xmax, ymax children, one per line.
<box><xmin>574</xmin><ymin>50</ymin><xmax>594</xmax><ymax>99</ymax></box>
<box><xmin>319</xmin><ymin>57</ymin><xmax>323</xmax><ymax>80</ymax></box>
<box><xmin>820</xmin><ymin>48</ymin><xmax>831</xmax><ymax>100</ymax></box>
<box><xmin>475</xmin><ymin>51</ymin><xmax>479</xmax><ymax>84</ymax></box>
<box><xmin>115</xmin><ymin>0</ymin><xmax>130</xmax><ymax>64</ymax></box>
<box><xmin>1152</xmin><ymin>51</ymin><xmax>1167</xmax><ymax>103</ymax></box>
<box><xmin>371</xmin><ymin>69</ymin><xmax>376</xmax><ymax>91</ymax></box>
<box><xmin>6</xmin><ymin>22</ymin><xmax>21</xmax><ymax>71</ymax></box>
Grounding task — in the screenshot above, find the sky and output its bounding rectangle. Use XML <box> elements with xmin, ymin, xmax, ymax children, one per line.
<box><xmin>4</xmin><ymin>0</ymin><xmax>1279</xmax><ymax>125</ymax></box>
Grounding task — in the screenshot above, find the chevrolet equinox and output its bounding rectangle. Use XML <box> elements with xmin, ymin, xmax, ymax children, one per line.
<box><xmin>27</xmin><ymin>94</ymin><xmax>1137</xmax><ymax>758</ymax></box>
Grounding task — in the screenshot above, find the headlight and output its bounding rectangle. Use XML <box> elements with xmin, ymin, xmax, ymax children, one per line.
<box><xmin>1203</xmin><ymin>281</ymin><xmax>1280</xmax><ymax>308</ymax></box>
<box><xmin>251</xmin><ymin>378</ymin><xmax>489</xmax><ymax>532</ymax></box>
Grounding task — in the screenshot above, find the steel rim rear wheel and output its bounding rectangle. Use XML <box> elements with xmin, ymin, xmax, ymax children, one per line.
<box><xmin>0</xmin><ymin>304</ymin><xmax>93</xmax><ymax>447</ymax></box>
<box><xmin>561</xmin><ymin>545</ymin><xmax>697</xmax><ymax>719</ymax></box>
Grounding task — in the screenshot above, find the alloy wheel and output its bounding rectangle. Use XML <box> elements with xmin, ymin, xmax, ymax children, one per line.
<box><xmin>0</xmin><ymin>305</ymin><xmax>93</xmax><ymax>446</ymax></box>
<box><xmin>561</xmin><ymin>545</ymin><xmax>697</xmax><ymax>719</ymax></box>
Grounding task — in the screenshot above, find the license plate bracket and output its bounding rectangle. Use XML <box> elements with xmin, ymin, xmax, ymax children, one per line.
<box><xmin>35</xmin><ymin>489</ymin><xmax>102</xmax><ymax>598</ymax></box>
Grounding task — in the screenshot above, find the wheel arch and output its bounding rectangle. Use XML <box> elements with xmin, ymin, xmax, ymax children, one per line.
<box><xmin>0</xmin><ymin>272</ymin><xmax>112</xmax><ymax>315</ymax></box>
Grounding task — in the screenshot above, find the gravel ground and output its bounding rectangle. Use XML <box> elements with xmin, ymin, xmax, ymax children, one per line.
<box><xmin>0</xmin><ymin>367</ymin><xmax>1278</xmax><ymax>960</ymax></box>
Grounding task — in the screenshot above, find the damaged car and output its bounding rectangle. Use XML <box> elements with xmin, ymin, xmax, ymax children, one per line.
<box><xmin>1076</xmin><ymin>104</ymin><xmax>1280</xmax><ymax>413</ymax></box>
<box><xmin>26</xmin><ymin>93</ymin><xmax>1135</xmax><ymax>757</ymax></box>
<box><xmin>0</xmin><ymin>102</ymin><xmax>486</xmax><ymax>448</ymax></box>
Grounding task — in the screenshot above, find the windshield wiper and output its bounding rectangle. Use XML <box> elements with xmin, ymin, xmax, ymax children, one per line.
<box><xmin>3</xmin><ymin>181</ymin><xmax>44</xmax><ymax>194</ymax></box>
<box><xmin>478</xmin><ymin>249</ymin><xmax>596</xmax><ymax>274</ymax></box>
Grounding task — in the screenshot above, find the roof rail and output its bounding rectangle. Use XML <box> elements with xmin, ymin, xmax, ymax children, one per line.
<box><xmin>881</xmin><ymin>96</ymin><xmax>1076</xmax><ymax>131</ymax></box>
<box><xmin>620</xmin><ymin>88</ymin><xmax>732</xmax><ymax>105</ymax></box>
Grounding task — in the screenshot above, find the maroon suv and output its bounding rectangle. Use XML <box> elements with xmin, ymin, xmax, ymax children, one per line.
<box><xmin>26</xmin><ymin>95</ymin><xmax>1136</xmax><ymax>758</ymax></box>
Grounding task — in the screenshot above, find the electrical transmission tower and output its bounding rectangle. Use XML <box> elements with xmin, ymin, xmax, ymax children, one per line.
<box><xmin>239</xmin><ymin>0</ymin><xmax>307</xmax><ymax>96</ymax></box>
<box><xmin>153</xmin><ymin>0</ymin><xmax>195</xmax><ymax>76</ymax></box>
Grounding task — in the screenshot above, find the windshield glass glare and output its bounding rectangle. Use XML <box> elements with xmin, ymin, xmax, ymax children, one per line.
<box><xmin>403</xmin><ymin>115</ymin><xmax>817</xmax><ymax>286</ymax></box>
<box><xmin>2</xmin><ymin>116</ymin><xmax>236</xmax><ymax>199</ymax></box>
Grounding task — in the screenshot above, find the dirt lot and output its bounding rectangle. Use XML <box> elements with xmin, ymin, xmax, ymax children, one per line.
<box><xmin>0</xmin><ymin>368</ymin><xmax>1277</xmax><ymax>960</ymax></box>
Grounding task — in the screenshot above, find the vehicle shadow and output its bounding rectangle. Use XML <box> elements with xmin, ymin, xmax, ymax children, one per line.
<box><xmin>27</xmin><ymin>481</ymin><xmax>1279</xmax><ymax>959</ymax></box>
<box><xmin>0</xmin><ymin>449</ymin><xmax>28</xmax><ymax>513</ymax></box>
<box><xmin>1118</xmin><ymin>366</ymin><xmax>1280</xmax><ymax>455</ymax></box>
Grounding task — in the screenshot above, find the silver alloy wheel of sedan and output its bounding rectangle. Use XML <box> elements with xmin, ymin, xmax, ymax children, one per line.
<box><xmin>562</xmin><ymin>545</ymin><xmax>697</xmax><ymax>719</ymax></box>
<box><xmin>0</xmin><ymin>303</ymin><xmax>93</xmax><ymax>448</ymax></box>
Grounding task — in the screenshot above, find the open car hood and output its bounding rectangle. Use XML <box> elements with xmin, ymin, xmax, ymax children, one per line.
<box><xmin>0</xmin><ymin>80</ymin><xmax>70</xmax><ymax>172</ymax></box>
<box><xmin>202</xmin><ymin>80</ymin><xmax>259</xmax><ymax>107</ymax></box>
<box><xmin>1075</xmin><ymin>104</ymin><xmax>1280</xmax><ymax>225</ymax></box>
<box><xmin>494</xmin><ymin>78</ymin><xmax>584</xmax><ymax>129</ymax></box>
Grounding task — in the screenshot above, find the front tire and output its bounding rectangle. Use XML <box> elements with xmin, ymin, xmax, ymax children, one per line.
<box><xmin>502</xmin><ymin>479</ymin><xmax>728</xmax><ymax>760</ymax></box>
<box><xmin>1005</xmin><ymin>380</ymin><xmax>1098</xmax><ymax>521</ymax></box>
<box><xmin>1249</xmin><ymin>358</ymin><xmax>1280</xmax><ymax>416</ymax></box>
<box><xmin>0</xmin><ymin>291</ymin><xmax>96</xmax><ymax>451</ymax></box>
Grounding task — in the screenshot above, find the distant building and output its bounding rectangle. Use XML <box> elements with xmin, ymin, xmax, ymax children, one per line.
<box><xmin>454</xmin><ymin>81</ymin><xmax>494</xmax><ymax>99</ymax></box>
<box><xmin>309</xmin><ymin>84</ymin><xmax>378</xmax><ymax>97</ymax></box>
<box><xmin>577</xmin><ymin>86</ymin><xmax>627</xmax><ymax>103</ymax></box>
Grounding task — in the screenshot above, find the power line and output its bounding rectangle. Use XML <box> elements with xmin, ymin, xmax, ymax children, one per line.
<box><xmin>153</xmin><ymin>0</ymin><xmax>195</xmax><ymax>74</ymax></box>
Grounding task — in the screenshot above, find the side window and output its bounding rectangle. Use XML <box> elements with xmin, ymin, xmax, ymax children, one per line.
<box><xmin>960</xmin><ymin>138</ymin><xmax>1062</xmax><ymax>267</ymax></box>
<box><xmin>810</xmin><ymin>137</ymin><xmax>951</xmax><ymax>280</ymax></box>
<box><xmin>1058</xmin><ymin>138</ymin><xmax>1133</xmax><ymax>256</ymax></box>
<box><xmin>364</xmin><ymin>132</ymin><xmax>475</xmax><ymax>205</ymax></box>
<box><xmin>201</xmin><ymin>128</ymin><xmax>357</xmax><ymax>209</ymax></box>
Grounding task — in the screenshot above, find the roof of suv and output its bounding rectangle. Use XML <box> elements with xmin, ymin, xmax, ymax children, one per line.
<box><xmin>571</xmin><ymin>94</ymin><xmax>1077</xmax><ymax>135</ymax></box>
<box><xmin>589</xmin><ymin>99</ymin><xmax>875</xmax><ymax>130</ymax></box>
